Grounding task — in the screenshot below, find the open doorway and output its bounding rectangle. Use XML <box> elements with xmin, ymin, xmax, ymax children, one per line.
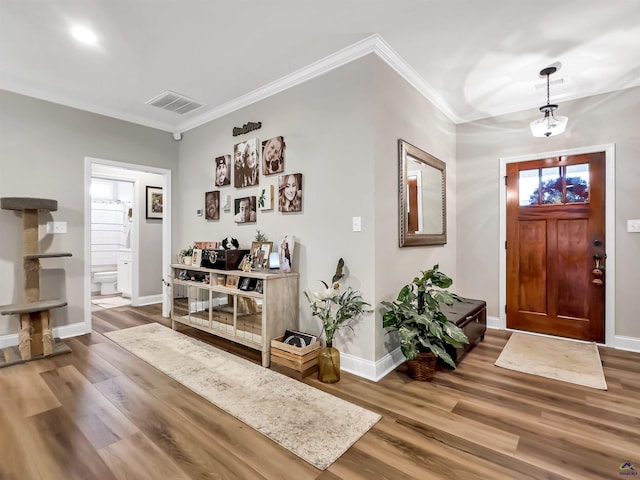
<box><xmin>90</xmin><ymin>175</ymin><xmax>135</xmax><ymax>311</ymax></box>
<box><xmin>83</xmin><ymin>157</ymin><xmax>172</xmax><ymax>332</ymax></box>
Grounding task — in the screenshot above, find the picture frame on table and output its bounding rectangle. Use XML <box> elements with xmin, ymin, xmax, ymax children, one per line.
<box><xmin>239</xmin><ymin>277</ymin><xmax>257</xmax><ymax>291</ymax></box>
<box><xmin>145</xmin><ymin>186</ymin><xmax>163</xmax><ymax>219</ymax></box>
<box><xmin>251</xmin><ymin>241</ymin><xmax>273</xmax><ymax>269</ymax></box>
<box><xmin>225</xmin><ymin>275</ymin><xmax>240</xmax><ymax>289</ymax></box>
<box><xmin>192</xmin><ymin>248</ymin><xmax>202</xmax><ymax>268</ymax></box>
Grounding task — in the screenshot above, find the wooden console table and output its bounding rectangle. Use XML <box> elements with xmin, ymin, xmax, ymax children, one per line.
<box><xmin>170</xmin><ymin>264</ymin><xmax>298</xmax><ymax>367</ymax></box>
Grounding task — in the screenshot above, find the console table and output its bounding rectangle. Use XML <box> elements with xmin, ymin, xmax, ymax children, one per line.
<box><xmin>170</xmin><ymin>264</ymin><xmax>298</xmax><ymax>367</ymax></box>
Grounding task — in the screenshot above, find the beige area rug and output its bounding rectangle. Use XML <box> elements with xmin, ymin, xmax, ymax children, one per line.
<box><xmin>495</xmin><ymin>333</ymin><xmax>607</xmax><ymax>390</ymax></box>
<box><xmin>105</xmin><ymin>323</ymin><xmax>381</xmax><ymax>470</ymax></box>
<box><xmin>91</xmin><ymin>296</ymin><xmax>131</xmax><ymax>309</ymax></box>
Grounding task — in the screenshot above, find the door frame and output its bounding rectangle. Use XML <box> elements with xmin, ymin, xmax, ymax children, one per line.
<box><xmin>83</xmin><ymin>157</ymin><xmax>172</xmax><ymax>334</ymax></box>
<box><xmin>499</xmin><ymin>144</ymin><xmax>615</xmax><ymax>346</ymax></box>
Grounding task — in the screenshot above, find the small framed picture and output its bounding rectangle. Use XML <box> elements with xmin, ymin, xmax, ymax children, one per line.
<box><xmin>255</xmin><ymin>279</ymin><xmax>264</xmax><ymax>294</ymax></box>
<box><xmin>205</xmin><ymin>191</ymin><xmax>220</xmax><ymax>220</ymax></box>
<box><xmin>278</xmin><ymin>173</ymin><xmax>303</xmax><ymax>212</ymax></box>
<box><xmin>214</xmin><ymin>155</ymin><xmax>231</xmax><ymax>187</ymax></box>
<box><xmin>262</xmin><ymin>136</ymin><xmax>285</xmax><ymax>175</ymax></box>
<box><xmin>234</xmin><ymin>196</ymin><xmax>257</xmax><ymax>223</ymax></box>
<box><xmin>225</xmin><ymin>275</ymin><xmax>239</xmax><ymax>289</ymax></box>
<box><xmin>145</xmin><ymin>186</ymin><xmax>163</xmax><ymax>219</ymax></box>
<box><xmin>251</xmin><ymin>241</ymin><xmax>273</xmax><ymax>269</ymax></box>
<box><xmin>239</xmin><ymin>277</ymin><xmax>257</xmax><ymax>291</ymax></box>
<box><xmin>258</xmin><ymin>184</ymin><xmax>274</xmax><ymax>211</ymax></box>
<box><xmin>192</xmin><ymin>248</ymin><xmax>202</xmax><ymax>267</ymax></box>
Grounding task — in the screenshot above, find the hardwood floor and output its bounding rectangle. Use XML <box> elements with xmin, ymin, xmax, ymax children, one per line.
<box><xmin>1</xmin><ymin>304</ymin><xmax>639</xmax><ymax>479</ymax></box>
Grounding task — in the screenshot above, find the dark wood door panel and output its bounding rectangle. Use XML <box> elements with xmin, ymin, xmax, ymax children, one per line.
<box><xmin>517</xmin><ymin>220</ymin><xmax>547</xmax><ymax>313</ymax></box>
<box><xmin>506</xmin><ymin>152</ymin><xmax>605</xmax><ymax>342</ymax></box>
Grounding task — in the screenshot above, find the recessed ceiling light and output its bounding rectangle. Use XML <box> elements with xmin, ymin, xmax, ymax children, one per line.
<box><xmin>71</xmin><ymin>26</ymin><xmax>97</xmax><ymax>45</ymax></box>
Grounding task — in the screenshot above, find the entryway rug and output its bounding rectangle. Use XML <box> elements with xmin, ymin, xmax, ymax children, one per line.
<box><xmin>495</xmin><ymin>332</ymin><xmax>607</xmax><ymax>390</ymax></box>
<box><xmin>104</xmin><ymin>323</ymin><xmax>381</xmax><ymax>470</ymax></box>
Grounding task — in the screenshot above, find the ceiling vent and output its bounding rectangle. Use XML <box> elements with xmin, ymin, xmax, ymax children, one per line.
<box><xmin>145</xmin><ymin>90</ymin><xmax>203</xmax><ymax>115</ymax></box>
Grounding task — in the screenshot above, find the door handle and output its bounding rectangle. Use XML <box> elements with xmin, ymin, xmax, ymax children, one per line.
<box><xmin>592</xmin><ymin>255</ymin><xmax>604</xmax><ymax>285</ymax></box>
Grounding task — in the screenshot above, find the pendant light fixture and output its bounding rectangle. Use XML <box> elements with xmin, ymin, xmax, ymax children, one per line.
<box><xmin>530</xmin><ymin>66</ymin><xmax>568</xmax><ymax>137</ymax></box>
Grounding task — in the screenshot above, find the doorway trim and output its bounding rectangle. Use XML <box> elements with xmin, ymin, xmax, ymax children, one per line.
<box><xmin>83</xmin><ymin>157</ymin><xmax>172</xmax><ymax>333</ymax></box>
<box><xmin>499</xmin><ymin>143</ymin><xmax>615</xmax><ymax>346</ymax></box>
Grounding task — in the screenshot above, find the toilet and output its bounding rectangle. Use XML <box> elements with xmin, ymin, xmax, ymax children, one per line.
<box><xmin>93</xmin><ymin>271</ymin><xmax>118</xmax><ymax>295</ymax></box>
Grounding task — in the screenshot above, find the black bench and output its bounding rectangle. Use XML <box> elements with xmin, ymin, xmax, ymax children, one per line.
<box><xmin>440</xmin><ymin>297</ymin><xmax>487</xmax><ymax>364</ymax></box>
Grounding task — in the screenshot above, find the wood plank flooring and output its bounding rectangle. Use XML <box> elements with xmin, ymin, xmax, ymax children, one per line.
<box><xmin>1</xmin><ymin>303</ymin><xmax>639</xmax><ymax>479</ymax></box>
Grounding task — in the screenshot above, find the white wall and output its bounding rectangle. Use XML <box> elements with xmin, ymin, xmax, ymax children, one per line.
<box><xmin>0</xmin><ymin>90</ymin><xmax>178</xmax><ymax>338</ymax></box>
<box><xmin>456</xmin><ymin>86</ymin><xmax>640</xmax><ymax>343</ymax></box>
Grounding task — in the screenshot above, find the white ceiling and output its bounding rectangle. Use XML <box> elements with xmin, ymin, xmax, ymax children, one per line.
<box><xmin>1</xmin><ymin>0</ymin><xmax>639</xmax><ymax>134</ymax></box>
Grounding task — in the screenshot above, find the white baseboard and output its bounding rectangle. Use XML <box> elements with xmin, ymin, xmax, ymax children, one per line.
<box><xmin>487</xmin><ymin>315</ymin><xmax>501</xmax><ymax>330</ymax></box>
<box><xmin>341</xmin><ymin>347</ymin><xmax>406</xmax><ymax>382</ymax></box>
<box><xmin>612</xmin><ymin>335</ymin><xmax>640</xmax><ymax>353</ymax></box>
<box><xmin>0</xmin><ymin>322</ymin><xmax>89</xmax><ymax>349</ymax></box>
<box><xmin>133</xmin><ymin>294</ymin><xmax>162</xmax><ymax>307</ymax></box>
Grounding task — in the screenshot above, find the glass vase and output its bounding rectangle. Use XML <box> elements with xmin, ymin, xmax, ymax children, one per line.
<box><xmin>318</xmin><ymin>342</ymin><xmax>340</xmax><ymax>383</ymax></box>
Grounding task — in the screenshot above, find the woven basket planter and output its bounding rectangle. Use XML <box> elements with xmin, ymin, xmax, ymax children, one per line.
<box><xmin>406</xmin><ymin>352</ymin><xmax>437</xmax><ymax>381</ymax></box>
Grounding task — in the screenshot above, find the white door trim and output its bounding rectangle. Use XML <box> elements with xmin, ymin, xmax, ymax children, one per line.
<box><xmin>84</xmin><ymin>157</ymin><xmax>172</xmax><ymax>333</ymax></box>
<box><xmin>499</xmin><ymin>144</ymin><xmax>615</xmax><ymax>346</ymax></box>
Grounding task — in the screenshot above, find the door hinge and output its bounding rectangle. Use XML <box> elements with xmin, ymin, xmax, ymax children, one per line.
<box><xmin>505</xmin><ymin>304</ymin><xmax>507</xmax><ymax>314</ymax></box>
<box><xmin>504</xmin><ymin>175</ymin><xmax>508</xmax><ymax>185</ymax></box>
<box><xmin>505</xmin><ymin>241</ymin><xmax>507</xmax><ymax>250</ymax></box>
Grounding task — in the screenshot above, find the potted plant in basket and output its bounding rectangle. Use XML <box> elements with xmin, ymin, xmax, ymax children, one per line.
<box><xmin>381</xmin><ymin>264</ymin><xmax>469</xmax><ymax>381</ymax></box>
<box><xmin>304</xmin><ymin>258</ymin><xmax>371</xmax><ymax>383</ymax></box>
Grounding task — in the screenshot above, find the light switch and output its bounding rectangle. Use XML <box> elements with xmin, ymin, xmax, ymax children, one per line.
<box><xmin>352</xmin><ymin>216</ymin><xmax>362</xmax><ymax>232</ymax></box>
<box><xmin>46</xmin><ymin>221</ymin><xmax>67</xmax><ymax>234</ymax></box>
<box><xmin>628</xmin><ymin>219</ymin><xmax>640</xmax><ymax>233</ymax></box>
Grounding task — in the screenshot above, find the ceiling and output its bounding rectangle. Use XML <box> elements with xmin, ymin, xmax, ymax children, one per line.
<box><xmin>1</xmin><ymin>0</ymin><xmax>639</xmax><ymax>134</ymax></box>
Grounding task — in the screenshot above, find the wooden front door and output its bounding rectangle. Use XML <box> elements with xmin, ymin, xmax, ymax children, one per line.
<box><xmin>506</xmin><ymin>152</ymin><xmax>606</xmax><ymax>342</ymax></box>
<box><xmin>407</xmin><ymin>176</ymin><xmax>419</xmax><ymax>233</ymax></box>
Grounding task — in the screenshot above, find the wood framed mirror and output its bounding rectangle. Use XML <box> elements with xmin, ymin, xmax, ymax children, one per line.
<box><xmin>398</xmin><ymin>139</ymin><xmax>446</xmax><ymax>246</ymax></box>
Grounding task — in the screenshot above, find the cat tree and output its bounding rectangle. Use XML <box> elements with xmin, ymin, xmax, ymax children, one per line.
<box><xmin>0</xmin><ymin>197</ymin><xmax>72</xmax><ymax>366</ymax></box>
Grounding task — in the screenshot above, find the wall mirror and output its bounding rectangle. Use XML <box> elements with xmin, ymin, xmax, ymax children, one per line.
<box><xmin>398</xmin><ymin>139</ymin><xmax>447</xmax><ymax>246</ymax></box>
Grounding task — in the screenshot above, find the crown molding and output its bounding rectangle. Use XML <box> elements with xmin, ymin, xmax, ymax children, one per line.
<box><xmin>0</xmin><ymin>83</ymin><xmax>176</xmax><ymax>133</ymax></box>
<box><xmin>177</xmin><ymin>34</ymin><xmax>460</xmax><ymax>133</ymax></box>
<box><xmin>370</xmin><ymin>36</ymin><xmax>461</xmax><ymax>123</ymax></box>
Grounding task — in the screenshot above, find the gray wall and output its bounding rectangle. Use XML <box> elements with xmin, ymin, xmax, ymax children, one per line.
<box><xmin>456</xmin><ymin>86</ymin><xmax>640</xmax><ymax>339</ymax></box>
<box><xmin>0</xmin><ymin>90</ymin><xmax>178</xmax><ymax>336</ymax></box>
<box><xmin>372</xmin><ymin>59</ymin><xmax>457</xmax><ymax>360</ymax></box>
<box><xmin>176</xmin><ymin>54</ymin><xmax>457</xmax><ymax>362</ymax></box>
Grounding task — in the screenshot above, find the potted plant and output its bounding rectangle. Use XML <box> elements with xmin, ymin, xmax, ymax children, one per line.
<box><xmin>381</xmin><ymin>264</ymin><xmax>468</xmax><ymax>381</ymax></box>
<box><xmin>180</xmin><ymin>246</ymin><xmax>194</xmax><ymax>266</ymax></box>
<box><xmin>304</xmin><ymin>258</ymin><xmax>371</xmax><ymax>383</ymax></box>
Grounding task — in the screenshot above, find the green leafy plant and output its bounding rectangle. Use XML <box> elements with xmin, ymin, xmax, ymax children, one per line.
<box><xmin>254</xmin><ymin>229</ymin><xmax>268</xmax><ymax>241</ymax></box>
<box><xmin>304</xmin><ymin>258</ymin><xmax>372</xmax><ymax>347</ymax></box>
<box><xmin>180</xmin><ymin>246</ymin><xmax>194</xmax><ymax>257</ymax></box>
<box><xmin>381</xmin><ymin>264</ymin><xmax>468</xmax><ymax>369</ymax></box>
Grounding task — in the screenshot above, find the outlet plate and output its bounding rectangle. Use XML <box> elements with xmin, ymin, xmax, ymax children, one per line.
<box><xmin>627</xmin><ymin>219</ymin><xmax>640</xmax><ymax>233</ymax></box>
<box><xmin>352</xmin><ymin>216</ymin><xmax>362</xmax><ymax>232</ymax></box>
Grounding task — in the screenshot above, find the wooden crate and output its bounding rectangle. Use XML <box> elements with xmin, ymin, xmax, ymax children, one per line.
<box><xmin>270</xmin><ymin>336</ymin><xmax>320</xmax><ymax>377</ymax></box>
